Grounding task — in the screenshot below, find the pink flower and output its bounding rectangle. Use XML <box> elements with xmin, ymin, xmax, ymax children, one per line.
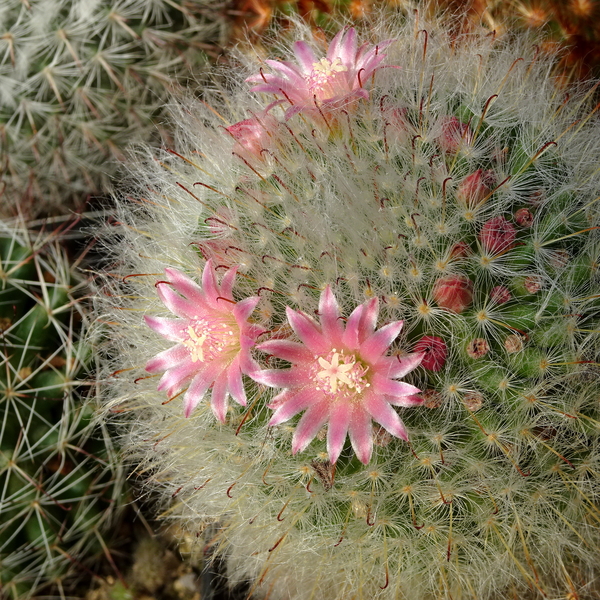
<box><xmin>144</xmin><ymin>260</ymin><xmax>263</xmax><ymax>422</ymax></box>
<box><xmin>250</xmin><ymin>287</ymin><xmax>423</xmax><ymax>464</ymax></box>
<box><xmin>246</xmin><ymin>27</ymin><xmax>395</xmax><ymax>119</ymax></box>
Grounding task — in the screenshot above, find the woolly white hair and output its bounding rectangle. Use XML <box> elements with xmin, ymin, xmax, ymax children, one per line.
<box><xmin>95</xmin><ymin>7</ymin><xmax>600</xmax><ymax>600</ymax></box>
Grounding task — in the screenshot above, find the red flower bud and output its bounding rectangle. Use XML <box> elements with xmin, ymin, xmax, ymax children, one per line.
<box><xmin>438</xmin><ymin>116</ymin><xmax>472</xmax><ymax>153</ymax></box>
<box><xmin>479</xmin><ymin>216</ymin><xmax>517</xmax><ymax>254</ymax></box>
<box><xmin>514</xmin><ymin>208</ymin><xmax>534</xmax><ymax>227</ymax></box>
<box><xmin>433</xmin><ymin>274</ymin><xmax>474</xmax><ymax>313</ymax></box>
<box><xmin>490</xmin><ymin>285</ymin><xmax>511</xmax><ymax>305</ymax></box>
<box><xmin>414</xmin><ymin>336</ymin><xmax>448</xmax><ymax>371</ymax></box>
<box><xmin>449</xmin><ymin>241</ymin><xmax>471</xmax><ymax>259</ymax></box>
<box><xmin>457</xmin><ymin>169</ymin><xmax>496</xmax><ymax>207</ymax></box>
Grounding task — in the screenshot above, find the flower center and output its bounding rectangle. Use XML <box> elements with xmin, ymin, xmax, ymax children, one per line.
<box><xmin>182</xmin><ymin>317</ymin><xmax>237</xmax><ymax>363</ymax></box>
<box><xmin>308</xmin><ymin>57</ymin><xmax>348</xmax><ymax>101</ymax></box>
<box><xmin>313</xmin><ymin>349</ymin><xmax>370</xmax><ymax>399</ymax></box>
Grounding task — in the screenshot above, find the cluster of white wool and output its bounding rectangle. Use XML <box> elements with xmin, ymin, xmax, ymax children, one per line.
<box><xmin>0</xmin><ymin>0</ymin><xmax>224</xmax><ymax>216</ymax></box>
<box><xmin>95</xmin><ymin>9</ymin><xmax>600</xmax><ymax>600</ymax></box>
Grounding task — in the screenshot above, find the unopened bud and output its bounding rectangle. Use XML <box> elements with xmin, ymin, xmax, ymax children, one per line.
<box><xmin>479</xmin><ymin>216</ymin><xmax>517</xmax><ymax>254</ymax></box>
<box><xmin>449</xmin><ymin>241</ymin><xmax>471</xmax><ymax>259</ymax></box>
<box><xmin>433</xmin><ymin>274</ymin><xmax>474</xmax><ymax>313</ymax></box>
<box><xmin>422</xmin><ymin>389</ymin><xmax>444</xmax><ymax>409</ymax></box>
<box><xmin>524</xmin><ymin>275</ymin><xmax>542</xmax><ymax>294</ymax></box>
<box><xmin>456</xmin><ymin>169</ymin><xmax>496</xmax><ymax>207</ymax></box>
<box><xmin>514</xmin><ymin>208</ymin><xmax>534</xmax><ymax>227</ymax></box>
<box><xmin>463</xmin><ymin>391</ymin><xmax>483</xmax><ymax>412</ymax></box>
<box><xmin>414</xmin><ymin>336</ymin><xmax>448</xmax><ymax>371</ymax></box>
<box><xmin>504</xmin><ymin>334</ymin><xmax>524</xmax><ymax>354</ymax></box>
<box><xmin>466</xmin><ymin>338</ymin><xmax>490</xmax><ymax>359</ymax></box>
<box><xmin>438</xmin><ymin>116</ymin><xmax>472</xmax><ymax>153</ymax></box>
<box><xmin>490</xmin><ymin>285</ymin><xmax>511</xmax><ymax>305</ymax></box>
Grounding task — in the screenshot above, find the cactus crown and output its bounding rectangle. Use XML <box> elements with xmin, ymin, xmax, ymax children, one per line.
<box><xmin>97</xmin><ymin>10</ymin><xmax>600</xmax><ymax>600</ymax></box>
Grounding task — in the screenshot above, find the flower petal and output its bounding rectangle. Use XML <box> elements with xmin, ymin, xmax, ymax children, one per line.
<box><xmin>257</xmin><ymin>339</ymin><xmax>313</xmax><ymax>363</ymax></box>
<box><xmin>250</xmin><ymin>367</ymin><xmax>308</xmax><ymax>388</ymax></box>
<box><xmin>327</xmin><ymin>402</ymin><xmax>352</xmax><ymax>464</ymax></box>
<box><xmin>319</xmin><ymin>286</ymin><xmax>344</xmax><ymax>344</ymax></box>
<box><xmin>156</xmin><ymin>283</ymin><xmax>198</xmax><ymax>319</ymax></box>
<box><xmin>388</xmin><ymin>394</ymin><xmax>424</xmax><ymax>407</ymax></box>
<box><xmin>359</xmin><ymin>320</ymin><xmax>403</xmax><ymax>363</ymax></box>
<box><xmin>293</xmin><ymin>41</ymin><xmax>317</xmax><ymax>74</ymax></box>
<box><xmin>145</xmin><ymin>344</ymin><xmax>187</xmax><ymax>373</ymax></box>
<box><xmin>210</xmin><ymin>369</ymin><xmax>230</xmax><ymax>422</ymax></box>
<box><xmin>357</xmin><ymin>297</ymin><xmax>378</xmax><ymax>342</ymax></box>
<box><xmin>144</xmin><ymin>315</ymin><xmax>185</xmax><ymax>341</ymax></box>
<box><xmin>202</xmin><ymin>259</ymin><xmax>220</xmax><ymax>306</ymax></box>
<box><xmin>158</xmin><ymin>359</ymin><xmax>200</xmax><ymax>397</ymax></box>
<box><xmin>233</xmin><ymin>295</ymin><xmax>260</xmax><ymax>322</ymax></box>
<box><xmin>218</xmin><ymin>266</ymin><xmax>238</xmax><ymax>302</ymax></box>
<box><xmin>291</xmin><ymin>401</ymin><xmax>329</xmax><ymax>454</ymax></box>
<box><xmin>341</xmin><ymin>302</ymin><xmax>364</xmax><ymax>349</ymax></box>
<box><xmin>375</xmin><ymin>352</ymin><xmax>424</xmax><ymax>379</ymax></box>
<box><xmin>164</xmin><ymin>268</ymin><xmax>206</xmax><ymax>305</ymax></box>
<box><xmin>226</xmin><ymin>355</ymin><xmax>246</xmax><ymax>407</ymax></box>
<box><xmin>348</xmin><ymin>407</ymin><xmax>373</xmax><ymax>464</ymax></box>
<box><xmin>286</xmin><ymin>306</ymin><xmax>328</xmax><ymax>353</ymax></box>
<box><xmin>363</xmin><ymin>393</ymin><xmax>408</xmax><ymax>441</ymax></box>
<box><xmin>269</xmin><ymin>387</ymin><xmax>319</xmax><ymax>426</ymax></box>
<box><xmin>182</xmin><ymin>370</ymin><xmax>214</xmax><ymax>418</ymax></box>
<box><xmin>371</xmin><ymin>373</ymin><xmax>421</xmax><ymax>398</ymax></box>
<box><xmin>329</xmin><ymin>27</ymin><xmax>356</xmax><ymax>67</ymax></box>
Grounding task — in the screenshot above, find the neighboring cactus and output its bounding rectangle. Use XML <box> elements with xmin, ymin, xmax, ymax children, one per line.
<box><xmin>0</xmin><ymin>0</ymin><xmax>225</xmax><ymax>218</ymax></box>
<box><xmin>96</xmin><ymin>9</ymin><xmax>600</xmax><ymax>600</ymax></box>
<box><xmin>0</xmin><ymin>218</ymin><xmax>123</xmax><ymax>598</ymax></box>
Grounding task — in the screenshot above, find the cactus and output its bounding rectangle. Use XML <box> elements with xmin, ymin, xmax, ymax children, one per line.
<box><xmin>96</xmin><ymin>9</ymin><xmax>600</xmax><ymax>600</ymax></box>
<box><xmin>0</xmin><ymin>0</ymin><xmax>224</xmax><ymax>218</ymax></box>
<box><xmin>0</xmin><ymin>217</ymin><xmax>123</xmax><ymax>598</ymax></box>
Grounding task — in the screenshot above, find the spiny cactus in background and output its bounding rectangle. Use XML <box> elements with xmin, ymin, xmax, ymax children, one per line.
<box><xmin>0</xmin><ymin>0</ymin><xmax>226</xmax><ymax>218</ymax></box>
<box><xmin>96</xmin><ymin>9</ymin><xmax>600</xmax><ymax>600</ymax></box>
<box><xmin>0</xmin><ymin>219</ymin><xmax>123</xmax><ymax>598</ymax></box>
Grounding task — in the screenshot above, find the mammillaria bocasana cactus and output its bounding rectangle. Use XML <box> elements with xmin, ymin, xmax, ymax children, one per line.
<box><xmin>0</xmin><ymin>218</ymin><xmax>123</xmax><ymax>598</ymax></box>
<box><xmin>0</xmin><ymin>0</ymin><xmax>223</xmax><ymax>217</ymax></box>
<box><xmin>96</xmin><ymin>10</ymin><xmax>600</xmax><ymax>600</ymax></box>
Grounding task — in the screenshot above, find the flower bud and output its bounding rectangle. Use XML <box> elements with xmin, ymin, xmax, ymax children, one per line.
<box><xmin>490</xmin><ymin>285</ymin><xmax>511</xmax><ymax>305</ymax></box>
<box><xmin>479</xmin><ymin>216</ymin><xmax>517</xmax><ymax>254</ymax></box>
<box><xmin>456</xmin><ymin>169</ymin><xmax>496</xmax><ymax>207</ymax></box>
<box><xmin>438</xmin><ymin>116</ymin><xmax>473</xmax><ymax>153</ymax></box>
<box><xmin>414</xmin><ymin>336</ymin><xmax>448</xmax><ymax>371</ymax></box>
<box><xmin>433</xmin><ymin>274</ymin><xmax>474</xmax><ymax>313</ymax></box>
<box><xmin>466</xmin><ymin>338</ymin><xmax>490</xmax><ymax>359</ymax></box>
<box><xmin>514</xmin><ymin>208</ymin><xmax>534</xmax><ymax>227</ymax></box>
<box><xmin>226</xmin><ymin>112</ymin><xmax>278</xmax><ymax>159</ymax></box>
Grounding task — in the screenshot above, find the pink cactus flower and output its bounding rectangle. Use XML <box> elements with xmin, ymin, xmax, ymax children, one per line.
<box><xmin>251</xmin><ymin>287</ymin><xmax>423</xmax><ymax>464</ymax></box>
<box><xmin>413</xmin><ymin>336</ymin><xmax>448</xmax><ymax>371</ymax></box>
<box><xmin>144</xmin><ymin>260</ymin><xmax>264</xmax><ymax>422</ymax></box>
<box><xmin>479</xmin><ymin>215</ymin><xmax>517</xmax><ymax>254</ymax></box>
<box><xmin>246</xmin><ymin>27</ymin><xmax>395</xmax><ymax>119</ymax></box>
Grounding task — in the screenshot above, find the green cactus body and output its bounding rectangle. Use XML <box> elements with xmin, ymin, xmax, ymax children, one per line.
<box><xmin>97</xmin><ymin>11</ymin><xmax>600</xmax><ymax>600</ymax></box>
<box><xmin>0</xmin><ymin>220</ymin><xmax>123</xmax><ymax>598</ymax></box>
